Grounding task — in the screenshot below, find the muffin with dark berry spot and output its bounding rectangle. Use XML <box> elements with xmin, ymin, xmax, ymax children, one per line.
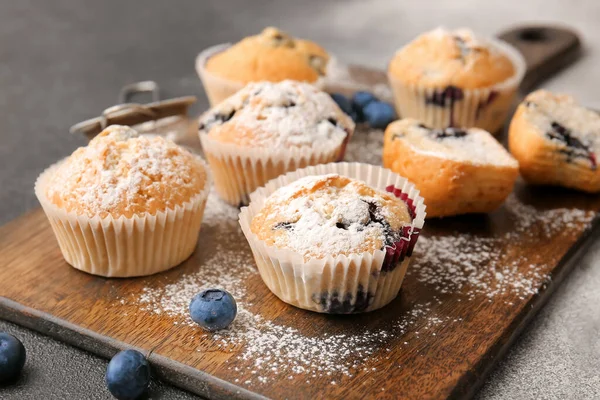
<box><xmin>238</xmin><ymin>163</ymin><xmax>426</xmax><ymax>313</ymax></box>
<box><xmin>509</xmin><ymin>90</ymin><xmax>600</xmax><ymax>192</ymax></box>
<box><xmin>383</xmin><ymin>118</ymin><xmax>518</xmax><ymax>218</ymax></box>
<box><xmin>388</xmin><ymin>28</ymin><xmax>525</xmax><ymax>133</ymax></box>
<box><xmin>198</xmin><ymin>80</ymin><xmax>354</xmax><ymax>206</ymax></box>
<box><xmin>196</xmin><ymin>27</ymin><xmax>329</xmax><ymax>106</ymax></box>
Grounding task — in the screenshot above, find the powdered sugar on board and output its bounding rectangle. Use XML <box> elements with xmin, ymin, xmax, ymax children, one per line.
<box><xmin>129</xmin><ymin>127</ymin><xmax>594</xmax><ymax>387</ymax></box>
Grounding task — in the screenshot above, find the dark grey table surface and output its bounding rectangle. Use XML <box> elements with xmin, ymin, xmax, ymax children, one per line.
<box><xmin>1</xmin><ymin>1</ymin><xmax>600</xmax><ymax>399</ymax></box>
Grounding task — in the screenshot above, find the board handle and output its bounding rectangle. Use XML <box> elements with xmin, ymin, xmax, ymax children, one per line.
<box><xmin>497</xmin><ymin>25</ymin><xmax>582</xmax><ymax>93</ymax></box>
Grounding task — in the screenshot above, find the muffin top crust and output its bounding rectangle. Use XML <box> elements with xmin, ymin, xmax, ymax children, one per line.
<box><xmin>386</xmin><ymin>118</ymin><xmax>518</xmax><ymax>167</ymax></box>
<box><xmin>205</xmin><ymin>27</ymin><xmax>329</xmax><ymax>83</ymax></box>
<box><xmin>45</xmin><ymin>125</ymin><xmax>207</xmax><ymax>218</ymax></box>
<box><xmin>199</xmin><ymin>80</ymin><xmax>354</xmax><ymax>148</ymax></box>
<box><xmin>250</xmin><ymin>174</ymin><xmax>413</xmax><ymax>259</ymax></box>
<box><xmin>388</xmin><ymin>28</ymin><xmax>516</xmax><ymax>88</ymax></box>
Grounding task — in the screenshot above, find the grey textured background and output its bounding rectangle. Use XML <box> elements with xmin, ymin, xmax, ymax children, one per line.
<box><xmin>1</xmin><ymin>0</ymin><xmax>599</xmax><ymax>399</ymax></box>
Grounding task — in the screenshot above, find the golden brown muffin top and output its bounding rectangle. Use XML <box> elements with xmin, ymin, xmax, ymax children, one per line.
<box><xmin>388</xmin><ymin>28</ymin><xmax>516</xmax><ymax>89</ymax></box>
<box><xmin>385</xmin><ymin>118</ymin><xmax>518</xmax><ymax>167</ymax></box>
<box><xmin>205</xmin><ymin>27</ymin><xmax>329</xmax><ymax>83</ymax></box>
<box><xmin>45</xmin><ymin>125</ymin><xmax>207</xmax><ymax>218</ymax></box>
<box><xmin>199</xmin><ymin>80</ymin><xmax>354</xmax><ymax>148</ymax></box>
<box><xmin>250</xmin><ymin>174</ymin><xmax>412</xmax><ymax>259</ymax></box>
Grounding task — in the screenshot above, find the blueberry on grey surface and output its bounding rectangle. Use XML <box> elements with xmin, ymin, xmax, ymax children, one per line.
<box><xmin>189</xmin><ymin>289</ymin><xmax>237</xmax><ymax>331</ymax></box>
<box><xmin>363</xmin><ymin>101</ymin><xmax>396</xmax><ymax>129</ymax></box>
<box><xmin>105</xmin><ymin>349</ymin><xmax>151</xmax><ymax>400</ymax></box>
<box><xmin>432</xmin><ymin>127</ymin><xmax>468</xmax><ymax>139</ymax></box>
<box><xmin>352</xmin><ymin>91</ymin><xmax>378</xmax><ymax>109</ymax></box>
<box><xmin>547</xmin><ymin>121</ymin><xmax>597</xmax><ymax>169</ymax></box>
<box><xmin>0</xmin><ymin>332</ymin><xmax>26</xmax><ymax>384</ymax></box>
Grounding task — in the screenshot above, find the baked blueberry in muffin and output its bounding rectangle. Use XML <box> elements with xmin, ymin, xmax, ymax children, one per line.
<box><xmin>241</xmin><ymin>170</ymin><xmax>425</xmax><ymax>314</ymax></box>
<box><xmin>509</xmin><ymin>90</ymin><xmax>600</xmax><ymax>192</ymax></box>
<box><xmin>198</xmin><ymin>80</ymin><xmax>355</xmax><ymax>206</ymax></box>
<box><xmin>384</xmin><ymin>119</ymin><xmax>519</xmax><ymax>218</ymax></box>
<box><xmin>387</xmin><ymin>27</ymin><xmax>525</xmax><ymax>133</ymax></box>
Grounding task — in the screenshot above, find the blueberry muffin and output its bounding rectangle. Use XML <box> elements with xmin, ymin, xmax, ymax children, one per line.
<box><xmin>383</xmin><ymin>119</ymin><xmax>519</xmax><ymax>217</ymax></box>
<box><xmin>198</xmin><ymin>80</ymin><xmax>354</xmax><ymax>206</ymax></box>
<box><xmin>35</xmin><ymin>125</ymin><xmax>211</xmax><ymax>277</ymax></box>
<box><xmin>196</xmin><ymin>27</ymin><xmax>329</xmax><ymax>105</ymax></box>
<box><xmin>509</xmin><ymin>90</ymin><xmax>600</xmax><ymax>192</ymax></box>
<box><xmin>388</xmin><ymin>27</ymin><xmax>525</xmax><ymax>133</ymax></box>
<box><xmin>239</xmin><ymin>163</ymin><xmax>426</xmax><ymax>314</ymax></box>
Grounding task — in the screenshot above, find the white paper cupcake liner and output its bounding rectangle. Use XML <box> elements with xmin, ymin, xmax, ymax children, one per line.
<box><xmin>239</xmin><ymin>162</ymin><xmax>426</xmax><ymax>313</ymax></box>
<box><xmin>199</xmin><ymin>132</ymin><xmax>349</xmax><ymax>206</ymax></box>
<box><xmin>195</xmin><ymin>43</ymin><xmax>326</xmax><ymax>107</ymax></box>
<box><xmin>388</xmin><ymin>37</ymin><xmax>526</xmax><ymax>134</ymax></box>
<box><xmin>34</xmin><ymin>158</ymin><xmax>212</xmax><ymax>278</ymax></box>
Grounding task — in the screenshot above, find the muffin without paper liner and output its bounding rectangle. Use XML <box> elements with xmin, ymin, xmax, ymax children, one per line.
<box><xmin>509</xmin><ymin>89</ymin><xmax>600</xmax><ymax>192</ymax></box>
<box><xmin>239</xmin><ymin>162</ymin><xmax>426</xmax><ymax>314</ymax></box>
<box><xmin>35</xmin><ymin>125</ymin><xmax>211</xmax><ymax>277</ymax></box>
<box><xmin>383</xmin><ymin>119</ymin><xmax>519</xmax><ymax>218</ymax></box>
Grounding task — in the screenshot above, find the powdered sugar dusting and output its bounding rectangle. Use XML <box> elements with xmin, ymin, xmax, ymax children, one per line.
<box><xmin>129</xmin><ymin>126</ymin><xmax>595</xmax><ymax>388</ymax></box>
<box><xmin>387</xmin><ymin>119</ymin><xmax>518</xmax><ymax>167</ymax></box>
<box><xmin>199</xmin><ymin>80</ymin><xmax>354</xmax><ymax>148</ymax></box>
<box><xmin>45</xmin><ymin>125</ymin><xmax>206</xmax><ymax>217</ymax></box>
<box><xmin>251</xmin><ymin>174</ymin><xmax>411</xmax><ymax>258</ymax></box>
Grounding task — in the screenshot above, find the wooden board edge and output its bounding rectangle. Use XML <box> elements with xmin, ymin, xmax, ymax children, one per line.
<box><xmin>0</xmin><ymin>298</ymin><xmax>266</xmax><ymax>400</ymax></box>
<box><xmin>451</xmin><ymin>215</ymin><xmax>600</xmax><ymax>399</ymax></box>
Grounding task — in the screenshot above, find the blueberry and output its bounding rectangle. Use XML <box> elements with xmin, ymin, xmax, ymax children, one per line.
<box><xmin>330</xmin><ymin>93</ymin><xmax>354</xmax><ymax>117</ymax></box>
<box><xmin>363</xmin><ymin>101</ymin><xmax>396</xmax><ymax>129</ymax></box>
<box><xmin>0</xmin><ymin>332</ymin><xmax>26</xmax><ymax>383</ymax></box>
<box><xmin>189</xmin><ymin>289</ymin><xmax>237</xmax><ymax>331</ymax></box>
<box><xmin>351</xmin><ymin>101</ymin><xmax>364</xmax><ymax>123</ymax></box>
<box><xmin>352</xmin><ymin>91</ymin><xmax>378</xmax><ymax>109</ymax></box>
<box><xmin>105</xmin><ymin>349</ymin><xmax>150</xmax><ymax>400</ymax></box>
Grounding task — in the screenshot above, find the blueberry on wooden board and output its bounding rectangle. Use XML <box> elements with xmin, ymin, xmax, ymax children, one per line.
<box><xmin>189</xmin><ymin>289</ymin><xmax>237</xmax><ymax>331</ymax></box>
<box><xmin>0</xmin><ymin>332</ymin><xmax>26</xmax><ymax>383</ymax></box>
<box><xmin>330</xmin><ymin>93</ymin><xmax>357</xmax><ymax>121</ymax></box>
<box><xmin>363</xmin><ymin>101</ymin><xmax>396</xmax><ymax>129</ymax></box>
<box><xmin>105</xmin><ymin>350</ymin><xmax>151</xmax><ymax>400</ymax></box>
<box><xmin>352</xmin><ymin>91</ymin><xmax>378</xmax><ymax>109</ymax></box>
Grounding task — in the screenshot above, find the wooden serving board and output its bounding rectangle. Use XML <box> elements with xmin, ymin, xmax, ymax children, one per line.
<box><xmin>0</xmin><ymin>26</ymin><xmax>593</xmax><ymax>400</ymax></box>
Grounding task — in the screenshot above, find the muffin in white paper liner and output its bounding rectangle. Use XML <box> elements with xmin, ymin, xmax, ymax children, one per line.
<box><xmin>195</xmin><ymin>44</ymin><xmax>326</xmax><ymax>107</ymax></box>
<box><xmin>34</xmin><ymin>158</ymin><xmax>212</xmax><ymax>278</ymax></box>
<box><xmin>200</xmin><ymin>133</ymin><xmax>346</xmax><ymax>207</ymax></box>
<box><xmin>239</xmin><ymin>162</ymin><xmax>426</xmax><ymax>313</ymax></box>
<box><xmin>388</xmin><ymin>37</ymin><xmax>526</xmax><ymax>134</ymax></box>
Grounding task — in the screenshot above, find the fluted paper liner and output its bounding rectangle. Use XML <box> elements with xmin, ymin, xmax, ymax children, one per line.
<box><xmin>239</xmin><ymin>162</ymin><xmax>426</xmax><ymax>313</ymax></box>
<box><xmin>199</xmin><ymin>130</ymin><xmax>350</xmax><ymax>207</ymax></box>
<box><xmin>196</xmin><ymin>43</ymin><xmax>326</xmax><ymax>107</ymax></box>
<box><xmin>388</xmin><ymin>37</ymin><xmax>526</xmax><ymax>134</ymax></box>
<box><xmin>34</xmin><ymin>158</ymin><xmax>212</xmax><ymax>278</ymax></box>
